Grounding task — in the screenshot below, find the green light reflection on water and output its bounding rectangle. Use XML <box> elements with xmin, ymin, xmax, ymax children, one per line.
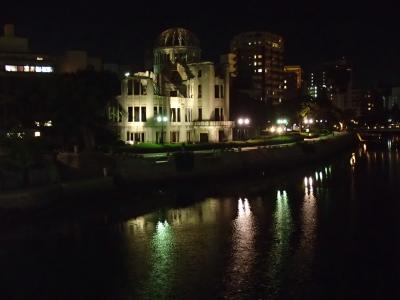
<box><xmin>145</xmin><ymin>219</ymin><xmax>175</xmax><ymax>299</ymax></box>
<box><xmin>265</xmin><ymin>190</ymin><xmax>293</xmax><ymax>294</ymax></box>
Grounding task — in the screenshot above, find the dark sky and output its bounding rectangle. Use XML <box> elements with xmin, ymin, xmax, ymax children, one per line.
<box><xmin>1</xmin><ymin>1</ymin><xmax>399</xmax><ymax>87</ymax></box>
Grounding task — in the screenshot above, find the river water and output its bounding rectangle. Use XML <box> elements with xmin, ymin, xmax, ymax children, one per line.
<box><xmin>0</xmin><ymin>136</ymin><xmax>399</xmax><ymax>299</ymax></box>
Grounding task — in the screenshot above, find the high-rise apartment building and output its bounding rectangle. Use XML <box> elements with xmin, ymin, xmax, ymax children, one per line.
<box><xmin>230</xmin><ymin>32</ymin><xmax>284</xmax><ymax>110</ymax></box>
<box><xmin>307</xmin><ymin>58</ymin><xmax>352</xmax><ymax>101</ymax></box>
<box><xmin>283</xmin><ymin>65</ymin><xmax>303</xmax><ymax>101</ymax></box>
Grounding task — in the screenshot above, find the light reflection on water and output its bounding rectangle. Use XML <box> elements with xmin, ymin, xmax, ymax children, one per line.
<box><xmin>264</xmin><ymin>189</ymin><xmax>293</xmax><ymax>296</ymax></box>
<box><xmin>224</xmin><ymin>198</ymin><xmax>256</xmax><ymax>299</ymax></box>
<box><xmin>2</xmin><ymin>139</ymin><xmax>399</xmax><ymax>299</ymax></box>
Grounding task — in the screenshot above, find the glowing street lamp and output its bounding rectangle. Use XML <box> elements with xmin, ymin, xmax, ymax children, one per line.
<box><xmin>237</xmin><ymin>117</ymin><xmax>251</xmax><ymax>140</ymax></box>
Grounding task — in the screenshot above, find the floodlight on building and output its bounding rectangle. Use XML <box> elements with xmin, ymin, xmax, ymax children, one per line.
<box><xmin>238</xmin><ymin>118</ymin><xmax>244</xmax><ymax>125</ymax></box>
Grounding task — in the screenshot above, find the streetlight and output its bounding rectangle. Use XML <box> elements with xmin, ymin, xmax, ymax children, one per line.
<box><xmin>237</xmin><ymin>117</ymin><xmax>250</xmax><ymax>140</ymax></box>
<box><xmin>157</xmin><ymin>115</ymin><xmax>168</xmax><ymax>144</ymax></box>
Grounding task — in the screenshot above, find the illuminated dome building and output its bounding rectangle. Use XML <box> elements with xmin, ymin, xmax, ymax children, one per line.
<box><xmin>114</xmin><ymin>28</ymin><xmax>234</xmax><ymax>144</ymax></box>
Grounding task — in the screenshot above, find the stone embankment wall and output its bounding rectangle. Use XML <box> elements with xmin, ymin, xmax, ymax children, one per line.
<box><xmin>115</xmin><ymin>133</ymin><xmax>355</xmax><ymax>183</ymax></box>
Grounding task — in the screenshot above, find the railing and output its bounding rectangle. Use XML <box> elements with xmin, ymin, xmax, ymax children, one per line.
<box><xmin>192</xmin><ymin>121</ymin><xmax>234</xmax><ymax>127</ymax></box>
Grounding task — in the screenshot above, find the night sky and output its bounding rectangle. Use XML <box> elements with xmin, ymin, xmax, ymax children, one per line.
<box><xmin>2</xmin><ymin>1</ymin><xmax>398</xmax><ymax>87</ymax></box>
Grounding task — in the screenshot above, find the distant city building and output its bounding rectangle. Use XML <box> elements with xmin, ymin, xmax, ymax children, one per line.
<box><xmin>113</xmin><ymin>28</ymin><xmax>233</xmax><ymax>144</ymax></box>
<box><xmin>283</xmin><ymin>65</ymin><xmax>303</xmax><ymax>101</ymax></box>
<box><xmin>307</xmin><ymin>58</ymin><xmax>352</xmax><ymax>102</ymax></box>
<box><xmin>0</xmin><ymin>24</ymin><xmax>102</xmax><ymax>76</ymax></box>
<box><xmin>0</xmin><ymin>24</ymin><xmax>56</xmax><ymax>75</ymax></box>
<box><xmin>230</xmin><ymin>31</ymin><xmax>284</xmax><ymax>106</ymax></box>
<box><xmin>57</xmin><ymin>50</ymin><xmax>102</xmax><ymax>73</ymax></box>
<box><xmin>386</xmin><ymin>86</ymin><xmax>400</xmax><ymax>109</ymax></box>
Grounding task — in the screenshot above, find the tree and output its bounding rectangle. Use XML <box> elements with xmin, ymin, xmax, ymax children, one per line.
<box><xmin>48</xmin><ymin>70</ymin><xmax>120</xmax><ymax>150</ymax></box>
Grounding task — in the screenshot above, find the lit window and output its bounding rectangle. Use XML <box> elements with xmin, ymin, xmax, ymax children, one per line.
<box><xmin>24</xmin><ymin>66</ymin><xmax>30</xmax><ymax>72</ymax></box>
<box><xmin>36</xmin><ymin>57</ymin><xmax>43</xmax><ymax>61</ymax></box>
<box><xmin>257</xmin><ymin>62</ymin><xmax>262</xmax><ymax>66</ymax></box>
<box><xmin>254</xmin><ymin>62</ymin><xmax>257</xmax><ymax>66</ymax></box>
<box><xmin>284</xmin><ymin>85</ymin><xmax>287</xmax><ymax>89</ymax></box>
<box><xmin>248</xmin><ymin>42</ymin><xmax>251</xmax><ymax>45</ymax></box>
<box><xmin>258</xmin><ymin>68</ymin><xmax>262</xmax><ymax>73</ymax></box>
<box><xmin>5</xmin><ymin>65</ymin><xmax>17</xmax><ymax>72</ymax></box>
<box><xmin>257</xmin><ymin>55</ymin><xmax>262</xmax><ymax>58</ymax></box>
<box><xmin>35</xmin><ymin>66</ymin><xmax>42</xmax><ymax>72</ymax></box>
<box><xmin>284</xmin><ymin>80</ymin><xmax>287</xmax><ymax>83</ymax></box>
<box><xmin>42</xmin><ymin>66</ymin><xmax>53</xmax><ymax>73</ymax></box>
<box><xmin>254</xmin><ymin>55</ymin><xmax>257</xmax><ymax>59</ymax></box>
<box><xmin>272</xmin><ymin>42</ymin><xmax>279</xmax><ymax>48</ymax></box>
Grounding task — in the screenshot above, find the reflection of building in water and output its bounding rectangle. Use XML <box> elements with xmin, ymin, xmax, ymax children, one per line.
<box><xmin>126</xmin><ymin>198</ymin><xmax>225</xmax><ymax>234</ymax></box>
<box><xmin>224</xmin><ymin>198</ymin><xmax>256</xmax><ymax>299</ymax></box>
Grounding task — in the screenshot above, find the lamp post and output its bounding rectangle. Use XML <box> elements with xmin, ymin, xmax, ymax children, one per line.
<box><xmin>237</xmin><ymin>117</ymin><xmax>250</xmax><ymax>140</ymax></box>
<box><xmin>157</xmin><ymin>115</ymin><xmax>168</xmax><ymax>144</ymax></box>
<box><xmin>302</xmin><ymin>117</ymin><xmax>314</xmax><ymax>134</ymax></box>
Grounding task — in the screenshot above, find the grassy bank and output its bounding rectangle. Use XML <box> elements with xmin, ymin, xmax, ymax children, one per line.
<box><xmin>100</xmin><ymin>134</ymin><xmax>304</xmax><ymax>154</ymax></box>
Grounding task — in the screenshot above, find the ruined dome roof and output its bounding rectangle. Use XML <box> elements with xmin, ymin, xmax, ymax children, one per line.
<box><xmin>156</xmin><ymin>28</ymin><xmax>200</xmax><ymax>48</ymax></box>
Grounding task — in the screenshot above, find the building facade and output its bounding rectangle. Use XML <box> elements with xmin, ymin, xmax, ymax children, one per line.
<box><xmin>114</xmin><ymin>28</ymin><xmax>233</xmax><ymax>144</ymax></box>
<box><xmin>230</xmin><ymin>31</ymin><xmax>284</xmax><ymax>105</ymax></box>
<box><xmin>0</xmin><ymin>24</ymin><xmax>102</xmax><ymax>76</ymax></box>
<box><xmin>0</xmin><ymin>24</ymin><xmax>56</xmax><ymax>75</ymax></box>
<box><xmin>283</xmin><ymin>65</ymin><xmax>303</xmax><ymax>102</ymax></box>
<box><xmin>307</xmin><ymin>58</ymin><xmax>353</xmax><ymax>102</ymax></box>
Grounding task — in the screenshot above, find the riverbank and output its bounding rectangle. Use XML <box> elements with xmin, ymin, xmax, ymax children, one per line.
<box><xmin>0</xmin><ymin>132</ymin><xmax>356</xmax><ymax>210</ymax></box>
<box><xmin>114</xmin><ymin>132</ymin><xmax>355</xmax><ymax>184</ymax></box>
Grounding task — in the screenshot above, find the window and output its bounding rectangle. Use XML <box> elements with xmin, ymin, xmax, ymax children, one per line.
<box><xmin>154</xmin><ymin>106</ymin><xmax>158</xmax><ymax>117</ymax></box>
<box><xmin>214</xmin><ymin>108</ymin><xmax>224</xmax><ymax>121</ymax></box>
<box><xmin>141</xmin><ymin>107</ymin><xmax>147</xmax><ymax>122</ymax></box>
<box><xmin>198</xmin><ymin>108</ymin><xmax>202</xmax><ymax>121</ymax></box>
<box><xmin>185</xmin><ymin>108</ymin><xmax>192</xmax><ymax>122</ymax></box>
<box><xmin>170</xmin><ymin>90</ymin><xmax>177</xmax><ymax>97</ymax></box>
<box><xmin>134</xmin><ymin>80</ymin><xmax>140</xmax><ymax>95</ymax></box>
<box><xmin>221</xmin><ymin>86</ymin><xmax>224</xmax><ymax>98</ymax></box>
<box><xmin>198</xmin><ymin>84</ymin><xmax>202</xmax><ymax>98</ymax></box>
<box><xmin>134</xmin><ymin>107</ymin><xmax>140</xmax><ymax>122</ymax></box>
<box><xmin>127</xmin><ymin>80</ymin><xmax>133</xmax><ymax>95</ymax></box>
<box><xmin>5</xmin><ymin>65</ymin><xmax>17</xmax><ymax>72</ymax></box>
<box><xmin>177</xmin><ymin>108</ymin><xmax>181</xmax><ymax>122</ymax></box>
<box><xmin>141</xmin><ymin>83</ymin><xmax>147</xmax><ymax>95</ymax></box>
<box><xmin>215</xmin><ymin>108</ymin><xmax>220</xmax><ymax>121</ymax></box>
<box><xmin>128</xmin><ymin>106</ymin><xmax>133</xmax><ymax>122</ymax></box>
<box><xmin>170</xmin><ymin>131</ymin><xmax>180</xmax><ymax>143</ymax></box>
<box><xmin>171</xmin><ymin>108</ymin><xmax>176</xmax><ymax>122</ymax></box>
<box><xmin>215</xmin><ymin>85</ymin><xmax>220</xmax><ymax>98</ymax></box>
<box><xmin>198</xmin><ymin>70</ymin><xmax>202</xmax><ymax>77</ymax></box>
